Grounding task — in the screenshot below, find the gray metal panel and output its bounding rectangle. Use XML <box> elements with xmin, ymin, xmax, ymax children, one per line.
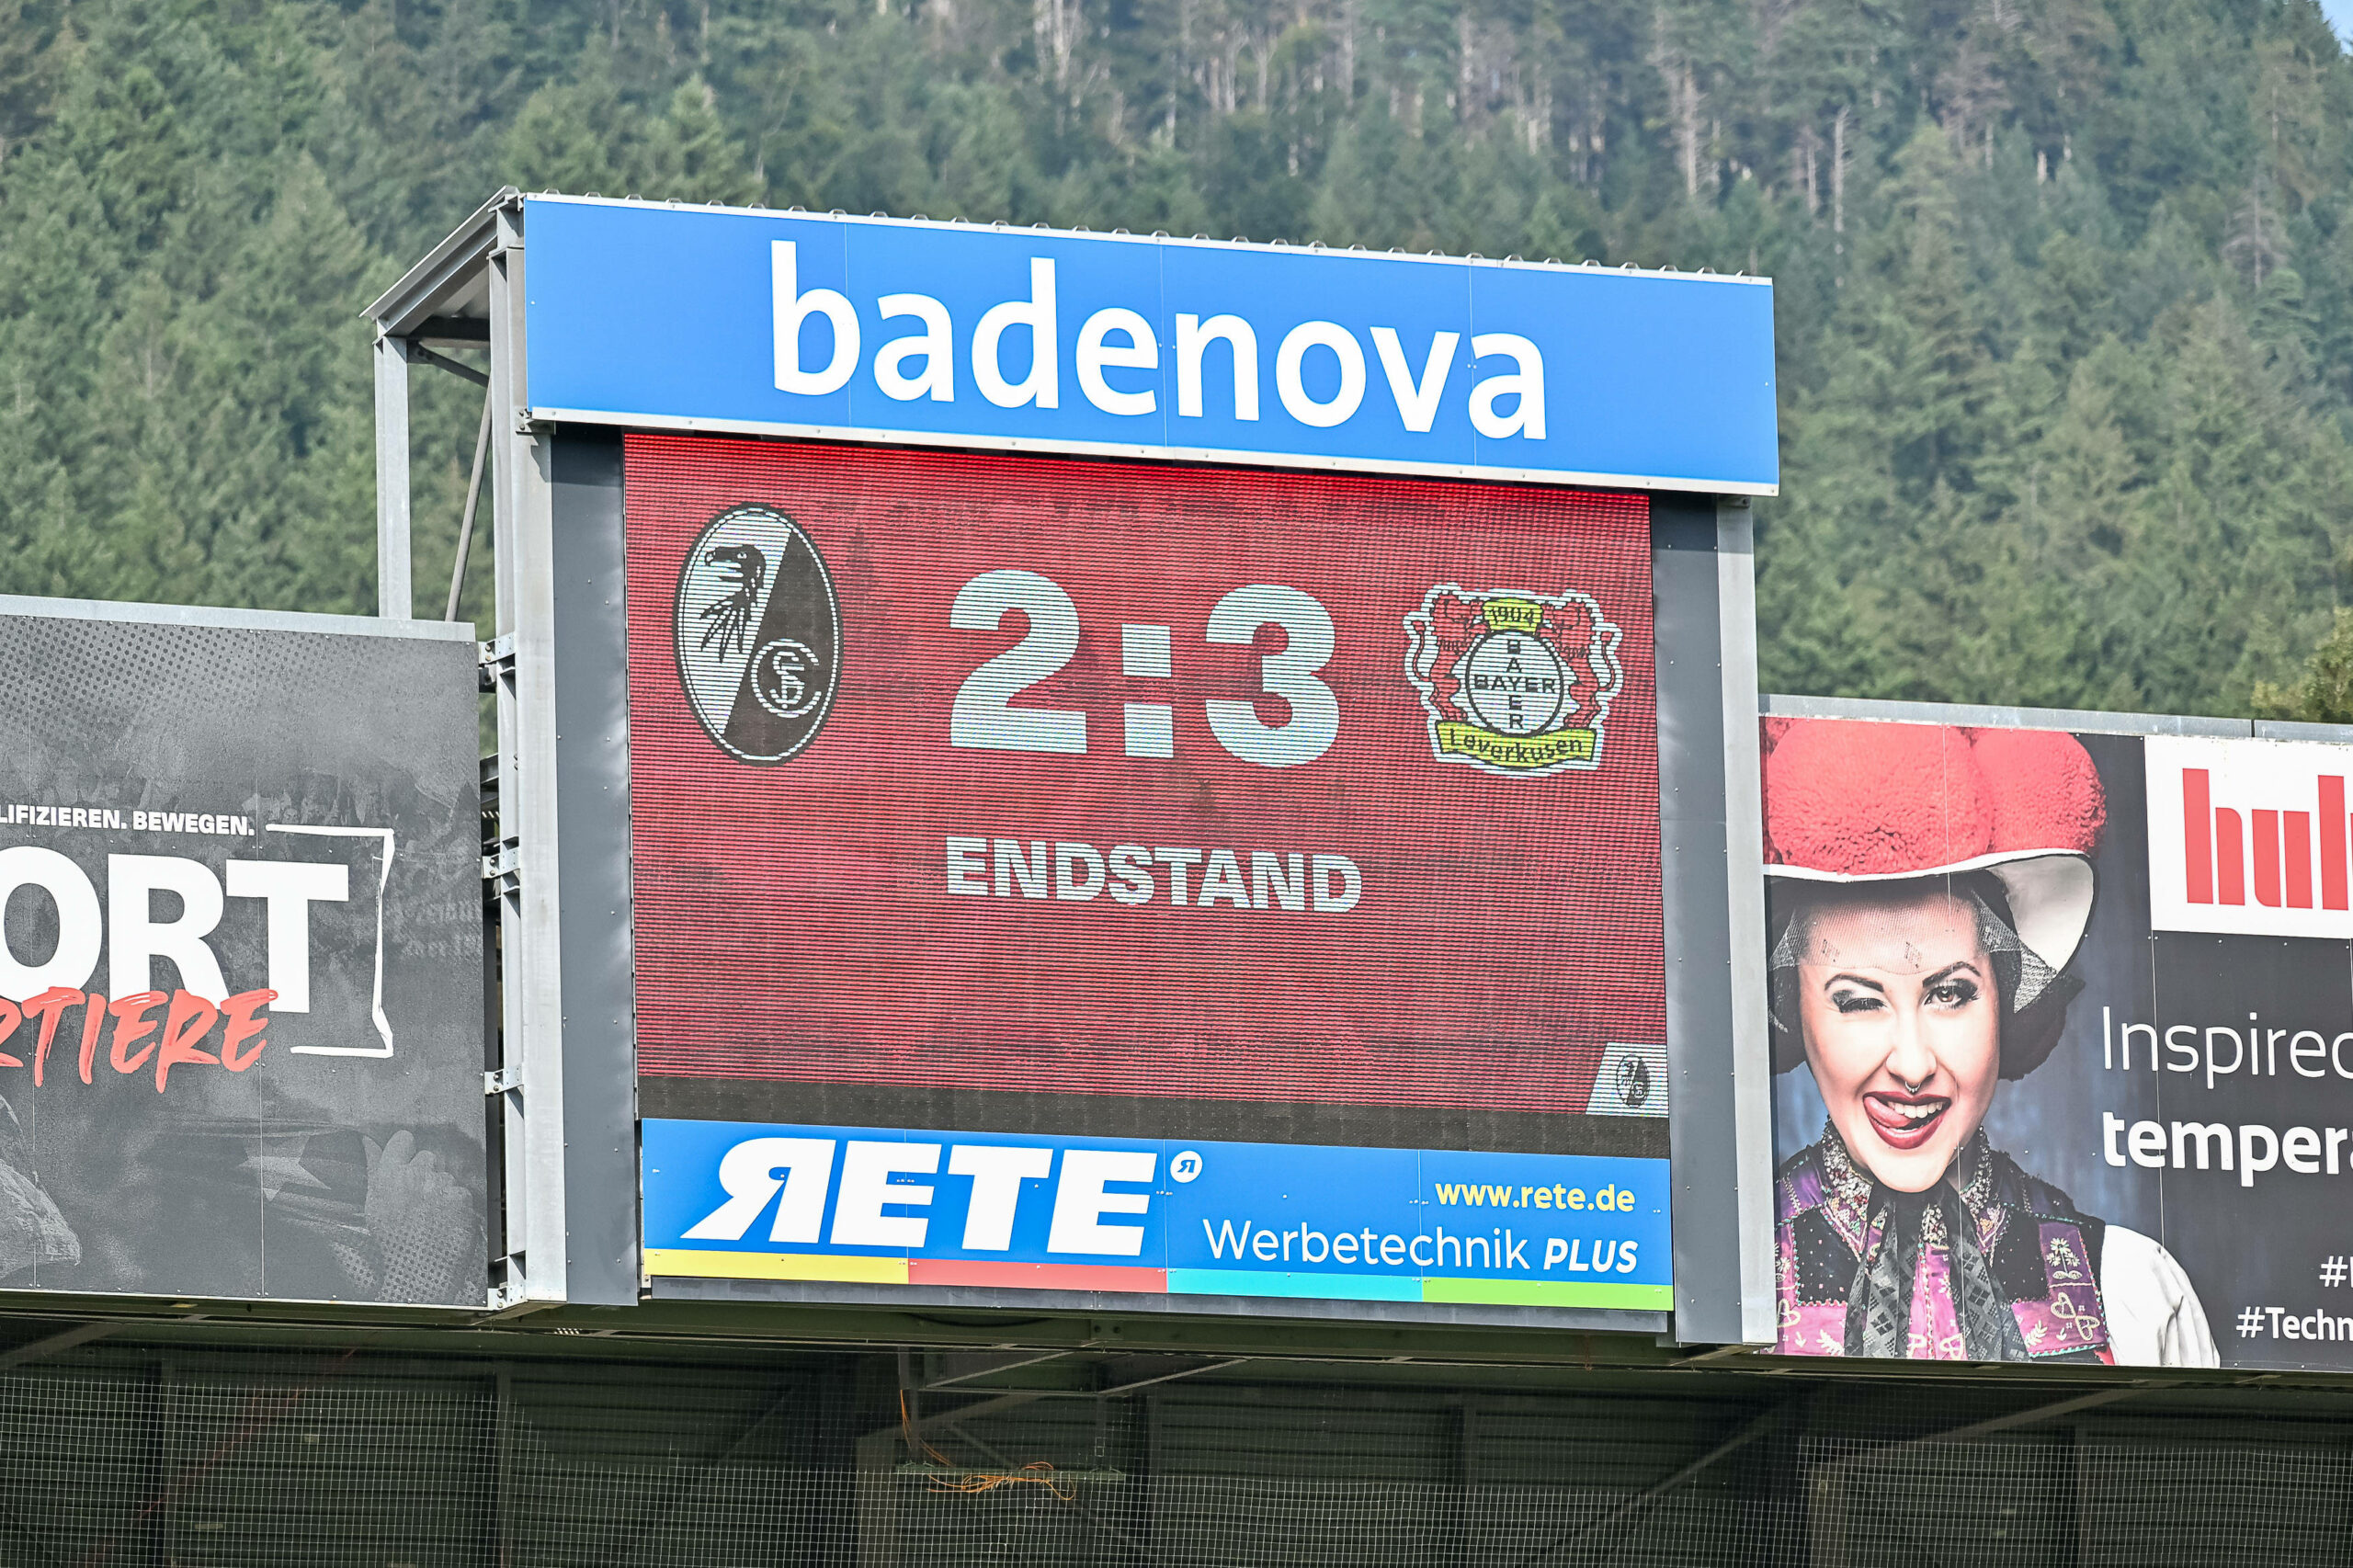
<box><xmin>549</xmin><ymin>432</ymin><xmax>641</xmax><ymax>1306</ymax></box>
<box><xmin>2256</xmin><ymin>718</ymin><xmax>2353</xmax><ymax>744</ymax></box>
<box><xmin>1653</xmin><ymin>497</ymin><xmax>1772</xmax><ymax>1346</ymax></box>
<box><xmin>1779</xmin><ymin>695</ymin><xmax>2353</xmax><ymax>749</ymax></box>
<box><xmin>1712</xmin><ymin>506</ymin><xmax>1773</xmax><ymax>1343</ymax></box>
<box><xmin>485</xmin><ymin>199</ymin><xmax>572</xmax><ymax>1306</ymax></box>
<box><xmin>0</xmin><ymin>594</ymin><xmax>477</xmax><ymax>641</ymax></box>
<box><xmin>1761</xmin><ymin>691</ymin><xmax>2256</xmax><ymax>739</ymax></box>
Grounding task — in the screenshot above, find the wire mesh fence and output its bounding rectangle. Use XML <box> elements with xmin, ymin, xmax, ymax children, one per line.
<box><xmin>0</xmin><ymin>1336</ymin><xmax>2346</xmax><ymax>1567</ymax></box>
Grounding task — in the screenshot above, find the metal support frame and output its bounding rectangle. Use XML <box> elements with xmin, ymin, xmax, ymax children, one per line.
<box><xmin>483</xmin><ymin>201</ymin><xmax>571</xmax><ymax>1309</ymax></box>
<box><xmin>1505</xmin><ymin>1403</ymin><xmax>1784</xmax><ymax>1567</ymax></box>
<box><xmin>0</xmin><ymin>1321</ymin><xmax>119</xmax><ymax>1369</ymax></box>
<box><xmin>409</xmin><ymin>341</ymin><xmax>491</xmax><ymax>388</ymax></box>
<box><xmin>881</xmin><ymin>1354</ymin><xmax>1256</xmax><ymax>1446</ymax></box>
<box><xmin>366</xmin><ymin>189</ymin><xmax>569</xmax><ymax>1311</ymax></box>
<box><xmin>446</xmin><ymin>388</ymin><xmax>494</xmax><ymax>621</ymax></box>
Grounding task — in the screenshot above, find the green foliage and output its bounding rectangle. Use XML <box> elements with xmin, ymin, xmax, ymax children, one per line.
<box><xmin>0</xmin><ymin>0</ymin><xmax>2348</xmax><ymax>714</ymax></box>
<box><xmin>2254</xmin><ymin>607</ymin><xmax>2353</xmax><ymax>721</ymax></box>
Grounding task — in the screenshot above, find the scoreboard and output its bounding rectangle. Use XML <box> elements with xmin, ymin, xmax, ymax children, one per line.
<box><xmin>367</xmin><ymin>192</ymin><xmax>1779</xmax><ymax>1336</ymax></box>
<box><xmin>625</xmin><ymin>437</ymin><xmax>1671</xmax><ymax>1310</ymax></box>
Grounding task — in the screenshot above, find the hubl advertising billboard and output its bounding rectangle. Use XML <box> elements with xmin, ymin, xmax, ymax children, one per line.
<box><xmin>1764</xmin><ymin>706</ymin><xmax>2353</xmax><ymax>1370</ymax></box>
<box><xmin>0</xmin><ymin>599</ymin><xmax>487</xmax><ymax>1305</ymax></box>
<box><xmin>629</xmin><ymin>435</ymin><xmax>1675</xmax><ymax>1313</ymax></box>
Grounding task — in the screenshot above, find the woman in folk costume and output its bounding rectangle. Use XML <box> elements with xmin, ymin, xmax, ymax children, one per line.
<box><xmin>1764</xmin><ymin>719</ymin><xmax>2217</xmax><ymax>1367</ymax></box>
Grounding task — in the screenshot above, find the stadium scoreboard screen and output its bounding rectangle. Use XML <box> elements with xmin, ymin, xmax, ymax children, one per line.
<box><xmin>414</xmin><ymin>194</ymin><xmax>1779</xmax><ymax>1332</ymax></box>
<box><xmin>629</xmin><ymin>437</ymin><xmax>1669</xmax><ymax>1309</ymax></box>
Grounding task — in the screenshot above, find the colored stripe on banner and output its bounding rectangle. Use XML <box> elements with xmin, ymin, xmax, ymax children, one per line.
<box><xmin>907</xmin><ymin>1260</ymin><xmax>1166</xmax><ymax>1292</ymax></box>
<box><xmin>643</xmin><ymin>1248</ymin><xmax>1674</xmax><ymax>1313</ymax></box>
<box><xmin>1165</xmin><ymin>1269</ymin><xmax>1423</xmax><ymax>1301</ymax></box>
<box><xmin>1420</xmin><ymin>1278</ymin><xmax>1673</xmax><ymax>1310</ymax></box>
<box><xmin>642</xmin><ymin>1249</ymin><xmax>910</xmax><ymax>1285</ymax></box>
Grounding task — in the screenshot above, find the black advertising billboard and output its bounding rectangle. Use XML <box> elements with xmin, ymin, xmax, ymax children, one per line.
<box><xmin>1764</xmin><ymin>707</ymin><xmax>2353</xmax><ymax>1370</ymax></box>
<box><xmin>0</xmin><ymin>598</ymin><xmax>487</xmax><ymax>1305</ymax></box>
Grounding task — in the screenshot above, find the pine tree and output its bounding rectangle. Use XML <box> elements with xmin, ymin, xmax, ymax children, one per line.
<box><xmin>0</xmin><ymin>0</ymin><xmax>2347</xmax><ymax>721</ymax></box>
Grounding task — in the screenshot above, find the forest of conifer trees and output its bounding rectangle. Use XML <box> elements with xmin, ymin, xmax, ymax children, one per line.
<box><xmin>1</xmin><ymin>0</ymin><xmax>2349</xmax><ymax>714</ymax></box>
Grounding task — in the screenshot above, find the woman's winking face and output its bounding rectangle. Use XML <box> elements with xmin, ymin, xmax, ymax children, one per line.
<box><xmin>1795</xmin><ymin>887</ymin><xmax>2001</xmax><ymax>1193</ymax></box>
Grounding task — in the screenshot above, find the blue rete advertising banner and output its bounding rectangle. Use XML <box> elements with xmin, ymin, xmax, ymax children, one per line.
<box><xmin>521</xmin><ymin>196</ymin><xmax>1778</xmax><ymax>494</ymax></box>
<box><xmin>643</xmin><ymin>1119</ymin><xmax>1672</xmax><ymax>1310</ymax></box>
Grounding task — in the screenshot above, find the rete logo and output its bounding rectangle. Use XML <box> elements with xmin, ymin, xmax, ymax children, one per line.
<box><xmin>2146</xmin><ymin>735</ymin><xmax>2353</xmax><ymax>938</ymax></box>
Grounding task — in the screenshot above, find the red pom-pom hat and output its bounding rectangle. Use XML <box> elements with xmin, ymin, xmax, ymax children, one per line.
<box><xmin>1761</xmin><ymin>720</ymin><xmax>2106</xmax><ymax>974</ymax></box>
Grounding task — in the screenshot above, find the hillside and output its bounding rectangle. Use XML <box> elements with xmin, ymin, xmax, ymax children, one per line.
<box><xmin>2</xmin><ymin>0</ymin><xmax>2348</xmax><ymax>715</ymax></box>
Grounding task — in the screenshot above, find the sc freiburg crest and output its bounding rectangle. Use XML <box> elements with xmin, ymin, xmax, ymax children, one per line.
<box><xmin>673</xmin><ymin>504</ymin><xmax>841</xmax><ymax>765</ymax></box>
<box><xmin>1403</xmin><ymin>584</ymin><xmax>1623</xmax><ymax>778</ymax></box>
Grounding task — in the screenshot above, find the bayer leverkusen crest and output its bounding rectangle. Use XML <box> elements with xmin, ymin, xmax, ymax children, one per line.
<box><xmin>1403</xmin><ymin>584</ymin><xmax>1624</xmax><ymax>778</ymax></box>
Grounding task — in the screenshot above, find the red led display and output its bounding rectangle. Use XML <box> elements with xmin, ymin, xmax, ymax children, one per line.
<box><xmin>625</xmin><ymin>434</ymin><xmax>1664</xmax><ymax>1146</ymax></box>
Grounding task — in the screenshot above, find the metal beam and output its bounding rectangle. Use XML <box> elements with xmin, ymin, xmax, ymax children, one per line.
<box><xmin>1880</xmin><ymin>1386</ymin><xmax>2145</xmax><ymax>1451</ymax></box>
<box><xmin>1093</xmin><ymin>1357</ymin><xmax>1254</xmax><ymax>1397</ymax></box>
<box><xmin>366</xmin><ymin>188</ymin><xmax>517</xmax><ymax>338</ymax></box>
<box><xmin>373</xmin><ymin>334</ymin><xmax>411</xmax><ymax>619</ymax></box>
<box><xmin>416</xmin><ymin>315</ymin><xmax>493</xmax><ymax>345</ymax></box>
<box><xmin>484</xmin><ymin>197</ymin><xmax>569</xmax><ymax>1308</ymax></box>
<box><xmin>923</xmin><ymin>1349</ymin><xmax>1077</xmax><ymax>1392</ymax></box>
<box><xmin>0</xmin><ymin>1320</ymin><xmax>119</xmax><ymax>1370</ymax></box>
<box><xmin>899</xmin><ymin>1387</ymin><xmax>1050</xmax><ymax>1437</ymax></box>
<box><xmin>409</xmin><ymin>342</ymin><xmax>490</xmax><ymax>389</ymax></box>
<box><xmin>445</xmin><ymin>387</ymin><xmax>494</xmax><ymax>621</ymax></box>
<box><xmin>888</xmin><ymin>1354</ymin><xmax>1254</xmax><ymax>1443</ymax></box>
<box><xmin>1506</xmin><ymin>1403</ymin><xmax>1783</xmax><ymax>1568</ymax></box>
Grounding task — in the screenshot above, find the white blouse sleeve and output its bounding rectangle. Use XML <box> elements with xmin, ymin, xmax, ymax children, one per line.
<box><xmin>2099</xmin><ymin>1225</ymin><xmax>2220</xmax><ymax>1368</ymax></box>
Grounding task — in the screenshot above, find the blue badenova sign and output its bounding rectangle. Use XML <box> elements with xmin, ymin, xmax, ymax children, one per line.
<box><xmin>521</xmin><ymin>196</ymin><xmax>1778</xmax><ymax>494</ymax></box>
